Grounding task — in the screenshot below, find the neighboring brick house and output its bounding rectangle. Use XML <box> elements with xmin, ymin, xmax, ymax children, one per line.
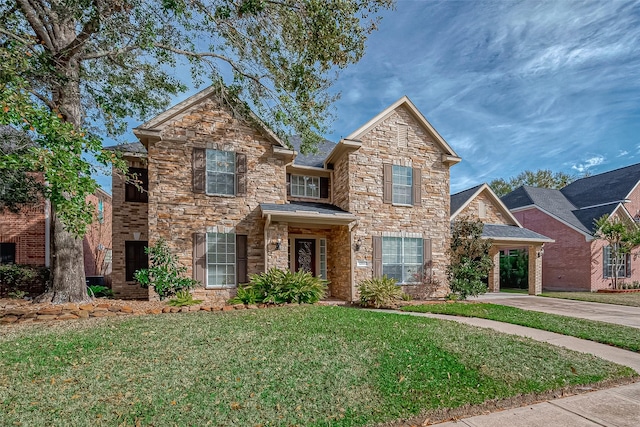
<box><xmin>0</xmin><ymin>186</ymin><xmax>112</xmax><ymax>281</ymax></box>
<box><xmin>450</xmin><ymin>184</ymin><xmax>553</xmax><ymax>295</ymax></box>
<box><xmin>110</xmin><ymin>87</ymin><xmax>462</xmax><ymax>301</ymax></box>
<box><xmin>502</xmin><ymin>163</ymin><xmax>640</xmax><ymax>291</ymax></box>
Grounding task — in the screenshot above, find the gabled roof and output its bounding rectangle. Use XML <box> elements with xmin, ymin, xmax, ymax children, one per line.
<box><xmin>134</xmin><ymin>86</ymin><xmax>288</xmax><ymax>148</ymax></box>
<box><xmin>561</xmin><ymin>163</ymin><xmax>640</xmax><ymax>208</ymax></box>
<box><xmin>288</xmin><ymin>136</ymin><xmax>337</xmax><ymax>168</ymax></box>
<box><xmin>260</xmin><ymin>201</ymin><xmax>356</xmax><ymax>225</ymax></box>
<box><xmin>502</xmin><ymin>163</ymin><xmax>640</xmax><ymax>236</ymax></box>
<box><xmin>502</xmin><ymin>186</ymin><xmax>592</xmax><ymax>235</ymax></box>
<box><xmin>481</xmin><ymin>224</ymin><xmax>553</xmax><ymax>243</ymax></box>
<box><xmin>104</xmin><ymin>142</ymin><xmax>147</xmax><ymax>156</ymax></box>
<box><xmin>344</xmin><ymin>96</ymin><xmax>461</xmax><ymax>162</ymax></box>
<box><xmin>450</xmin><ymin>183</ymin><xmax>520</xmax><ymax>226</ymax></box>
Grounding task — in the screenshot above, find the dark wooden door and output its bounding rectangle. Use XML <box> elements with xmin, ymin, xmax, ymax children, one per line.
<box><xmin>294</xmin><ymin>239</ymin><xmax>316</xmax><ymax>276</ymax></box>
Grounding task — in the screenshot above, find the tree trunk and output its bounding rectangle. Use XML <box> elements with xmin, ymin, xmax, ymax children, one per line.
<box><xmin>36</xmin><ymin>210</ymin><xmax>90</xmax><ymax>303</ymax></box>
<box><xmin>35</xmin><ymin>41</ymin><xmax>90</xmax><ymax>303</ymax></box>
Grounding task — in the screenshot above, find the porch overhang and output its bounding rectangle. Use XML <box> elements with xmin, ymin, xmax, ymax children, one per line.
<box><xmin>481</xmin><ymin>224</ymin><xmax>554</xmax><ymax>245</ymax></box>
<box><xmin>260</xmin><ymin>202</ymin><xmax>357</xmax><ymax>225</ymax></box>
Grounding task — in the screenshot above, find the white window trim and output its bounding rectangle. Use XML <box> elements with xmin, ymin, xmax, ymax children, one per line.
<box><xmin>206</xmin><ymin>232</ymin><xmax>237</xmax><ymax>289</ymax></box>
<box><xmin>290</xmin><ymin>175</ymin><xmax>320</xmax><ymax>199</ymax></box>
<box><xmin>391</xmin><ymin>165</ymin><xmax>413</xmax><ymax>206</ymax></box>
<box><xmin>206</xmin><ymin>149</ymin><xmax>236</xmax><ymax>196</ymax></box>
<box><xmin>382</xmin><ymin>236</ymin><xmax>423</xmax><ymax>284</ymax></box>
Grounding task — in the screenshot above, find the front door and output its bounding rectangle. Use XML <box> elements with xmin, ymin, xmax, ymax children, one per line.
<box><xmin>294</xmin><ymin>239</ymin><xmax>316</xmax><ymax>276</ymax></box>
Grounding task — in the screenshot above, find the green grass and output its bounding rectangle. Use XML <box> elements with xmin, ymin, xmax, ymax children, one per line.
<box><xmin>402</xmin><ymin>302</ymin><xmax>640</xmax><ymax>352</ymax></box>
<box><xmin>542</xmin><ymin>291</ymin><xmax>640</xmax><ymax>307</ymax></box>
<box><xmin>0</xmin><ymin>306</ymin><xmax>634</xmax><ymax>427</ymax></box>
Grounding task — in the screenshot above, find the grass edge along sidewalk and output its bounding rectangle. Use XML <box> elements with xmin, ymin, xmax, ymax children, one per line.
<box><xmin>0</xmin><ymin>305</ymin><xmax>635</xmax><ymax>427</ymax></box>
<box><xmin>402</xmin><ymin>302</ymin><xmax>640</xmax><ymax>352</ymax></box>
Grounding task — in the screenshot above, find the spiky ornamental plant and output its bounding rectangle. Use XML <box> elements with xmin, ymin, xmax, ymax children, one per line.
<box><xmin>1</xmin><ymin>0</ymin><xmax>393</xmax><ymax>303</ymax></box>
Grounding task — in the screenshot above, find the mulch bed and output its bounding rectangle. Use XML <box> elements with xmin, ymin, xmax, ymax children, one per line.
<box><xmin>597</xmin><ymin>289</ymin><xmax>640</xmax><ymax>293</ymax></box>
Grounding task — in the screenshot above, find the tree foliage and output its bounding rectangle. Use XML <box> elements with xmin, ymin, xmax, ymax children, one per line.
<box><xmin>594</xmin><ymin>214</ymin><xmax>640</xmax><ymax>290</ymax></box>
<box><xmin>447</xmin><ymin>217</ymin><xmax>493</xmax><ymax>300</ymax></box>
<box><xmin>489</xmin><ymin>169</ymin><xmax>577</xmax><ymax>197</ymax></box>
<box><xmin>1</xmin><ymin>0</ymin><xmax>392</xmax><ymax>302</ymax></box>
<box><xmin>0</xmin><ymin>126</ymin><xmax>42</xmax><ymax>212</ymax></box>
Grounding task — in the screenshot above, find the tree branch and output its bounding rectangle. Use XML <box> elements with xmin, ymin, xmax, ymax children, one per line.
<box><xmin>16</xmin><ymin>0</ymin><xmax>54</xmax><ymax>51</ymax></box>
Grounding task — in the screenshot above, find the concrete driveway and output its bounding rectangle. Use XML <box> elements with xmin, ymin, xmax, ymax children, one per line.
<box><xmin>472</xmin><ymin>293</ymin><xmax>640</xmax><ymax>329</ymax></box>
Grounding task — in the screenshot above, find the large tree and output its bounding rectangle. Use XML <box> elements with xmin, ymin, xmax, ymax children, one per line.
<box><xmin>489</xmin><ymin>169</ymin><xmax>577</xmax><ymax>197</ymax></box>
<box><xmin>0</xmin><ymin>0</ymin><xmax>393</xmax><ymax>303</ymax></box>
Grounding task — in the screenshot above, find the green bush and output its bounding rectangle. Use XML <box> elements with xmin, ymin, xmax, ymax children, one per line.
<box><xmin>167</xmin><ymin>290</ymin><xmax>203</xmax><ymax>307</ymax></box>
<box><xmin>0</xmin><ymin>264</ymin><xmax>50</xmax><ymax>297</ymax></box>
<box><xmin>357</xmin><ymin>275</ymin><xmax>404</xmax><ymax>308</ymax></box>
<box><xmin>87</xmin><ymin>285</ymin><xmax>113</xmax><ymax>298</ymax></box>
<box><xmin>229</xmin><ymin>268</ymin><xmax>327</xmax><ymax>305</ymax></box>
<box><xmin>134</xmin><ymin>238</ymin><xmax>200</xmax><ymax>300</ymax></box>
<box><xmin>447</xmin><ymin>218</ymin><xmax>493</xmax><ymax>300</ymax></box>
<box><xmin>499</xmin><ymin>250</ymin><xmax>528</xmax><ymax>289</ymax></box>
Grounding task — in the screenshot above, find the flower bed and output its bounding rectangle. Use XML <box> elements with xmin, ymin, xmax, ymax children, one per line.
<box><xmin>597</xmin><ymin>289</ymin><xmax>640</xmax><ymax>293</ymax></box>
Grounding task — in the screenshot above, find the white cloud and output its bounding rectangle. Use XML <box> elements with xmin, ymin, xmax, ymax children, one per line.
<box><xmin>571</xmin><ymin>155</ymin><xmax>605</xmax><ymax>173</ymax></box>
<box><xmin>618</xmin><ymin>150</ymin><xmax>629</xmax><ymax>157</ymax></box>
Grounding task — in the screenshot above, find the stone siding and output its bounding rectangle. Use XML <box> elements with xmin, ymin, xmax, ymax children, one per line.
<box><xmin>147</xmin><ymin>97</ymin><xmax>288</xmax><ymax>301</ymax></box>
<box><xmin>458</xmin><ymin>190</ymin><xmax>513</xmax><ymax>225</ymax></box>
<box><xmin>343</xmin><ymin>105</ymin><xmax>452</xmax><ymax>298</ymax></box>
<box><xmin>111</xmin><ymin>158</ymin><xmax>150</xmax><ymax>299</ymax></box>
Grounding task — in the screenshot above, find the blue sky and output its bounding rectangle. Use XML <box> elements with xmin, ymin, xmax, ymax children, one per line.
<box><xmin>98</xmin><ymin>0</ymin><xmax>640</xmax><ymax>193</ymax></box>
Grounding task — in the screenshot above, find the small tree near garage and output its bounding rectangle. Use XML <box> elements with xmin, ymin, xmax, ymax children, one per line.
<box><xmin>594</xmin><ymin>214</ymin><xmax>640</xmax><ymax>290</ymax></box>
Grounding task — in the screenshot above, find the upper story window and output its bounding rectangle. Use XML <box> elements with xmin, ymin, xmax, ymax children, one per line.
<box><xmin>392</xmin><ymin>165</ymin><xmax>413</xmax><ymax>205</ymax></box>
<box><xmin>125</xmin><ymin>167</ymin><xmax>148</xmax><ymax>203</ymax></box>
<box><xmin>383</xmin><ymin>163</ymin><xmax>422</xmax><ymax>207</ymax></box>
<box><xmin>193</xmin><ymin>148</ymin><xmax>247</xmax><ymax>196</ymax></box>
<box><xmin>207</xmin><ymin>149</ymin><xmax>235</xmax><ymax>195</ymax></box>
<box><xmin>291</xmin><ymin>175</ymin><xmax>320</xmax><ymax>198</ymax></box>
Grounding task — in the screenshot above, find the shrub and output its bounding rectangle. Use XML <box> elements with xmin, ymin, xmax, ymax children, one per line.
<box><xmin>135</xmin><ymin>238</ymin><xmax>200</xmax><ymax>300</ymax></box>
<box><xmin>447</xmin><ymin>218</ymin><xmax>493</xmax><ymax>300</ymax></box>
<box><xmin>229</xmin><ymin>268</ymin><xmax>327</xmax><ymax>305</ymax></box>
<box><xmin>357</xmin><ymin>275</ymin><xmax>404</xmax><ymax>308</ymax></box>
<box><xmin>167</xmin><ymin>290</ymin><xmax>203</xmax><ymax>307</ymax></box>
<box><xmin>87</xmin><ymin>285</ymin><xmax>113</xmax><ymax>298</ymax></box>
<box><xmin>0</xmin><ymin>264</ymin><xmax>50</xmax><ymax>297</ymax></box>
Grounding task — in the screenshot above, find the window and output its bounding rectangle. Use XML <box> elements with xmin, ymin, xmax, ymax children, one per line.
<box><xmin>207</xmin><ymin>232</ymin><xmax>236</xmax><ymax>288</ymax></box>
<box><xmin>319</xmin><ymin>238</ymin><xmax>327</xmax><ymax>280</ymax></box>
<box><xmin>603</xmin><ymin>245</ymin><xmax>631</xmax><ymax>278</ymax></box>
<box><xmin>383</xmin><ymin>164</ymin><xmax>421</xmax><ymax>206</ymax></box>
<box><xmin>206</xmin><ymin>149</ymin><xmax>236</xmax><ymax>195</ymax></box>
<box><xmin>291</xmin><ymin>175</ymin><xmax>320</xmax><ymax>198</ymax></box>
<box><xmin>125</xmin><ymin>168</ymin><xmax>148</xmax><ymax>203</ymax></box>
<box><xmin>125</xmin><ymin>241</ymin><xmax>148</xmax><ymax>281</ymax></box>
<box><xmin>0</xmin><ymin>243</ymin><xmax>16</xmax><ymax>264</ymax></box>
<box><xmin>97</xmin><ymin>199</ymin><xmax>104</xmax><ymax>223</ymax></box>
<box><xmin>392</xmin><ymin>165</ymin><xmax>413</xmax><ymax>205</ymax></box>
<box><xmin>382</xmin><ymin>237</ymin><xmax>423</xmax><ymax>284</ymax></box>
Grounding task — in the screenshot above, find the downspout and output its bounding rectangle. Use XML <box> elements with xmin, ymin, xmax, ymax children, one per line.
<box><xmin>264</xmin><ymin>214</ymin><xmax>271</xmax><ymax>273</ymax></box>
<box><xmin>349</xmin><ymin>221</ymin><xmax>358</xmax><ymax>302</ymax></box>
<box><xmin>44</xmin><ymin>199</ymin><xmax>51</xmax><ymax>268</ymax></box>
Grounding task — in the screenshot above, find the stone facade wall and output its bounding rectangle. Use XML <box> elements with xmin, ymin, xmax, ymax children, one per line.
<box><xmin>512</xmin><ymin>208</ymin><xmax>591</xmax><ymax>291</ymax></box>
<box><xmin>457</xmin><ymin>190</ymin><xmax>513</xmax><ymax>225</ymax></box>
<box><xmin>147</xmin><ymin>97</ymin><xmax>288</xmax><ymax>301</ymax></box>
<box><xmin>0</xmin><ymin>203</ymin><xmax>46</xmax><ymax>266</ymax></box>
<box><xmin>111</xmin><ymin>158</ymin><xmax>150</xmax><ymax>300</ymax></box>
<box><xmin>343</xmin><ymin>105</ymin><xmax>452</xmax><ymax>298</ymax></box>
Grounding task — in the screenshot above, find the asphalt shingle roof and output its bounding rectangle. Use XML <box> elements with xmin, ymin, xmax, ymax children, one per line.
<box><xmin>288</xmin><ymin>136</ymin><xmax>336</xmax><ymax>168</ymax></box>
<box><xmin>260</xmin><ymin>201</ymin><xmax>352</xmax><ymax>216</ymax></box>
<box><xmin>450</xmin><ymin>184</ymin><xmax>483</xmax><ymax>216</ymax></box>
<box><xmin>482</xmin><ymin>224</ymin><xmax>552</xmax><ymax>241</ymax></box>
<box><xmin>104</xmin><ymin>142</ymin><xmax>147</xmax><ymax>154</ymax></box>
<box><xmin>501</xmin><ymin>163</ymin><xmax>640</xmax><ymax>235</ymax></box>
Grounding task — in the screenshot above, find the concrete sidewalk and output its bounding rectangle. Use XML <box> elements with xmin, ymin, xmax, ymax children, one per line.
<box><xmin>471</xmin><ymin>294</ymin><xmax>640</xmax><ymax>329</ymax></box>
<box><xmin>374</xmin><ymin>309</ymin><xmax>640</xmax><ymax>426</ymax></box>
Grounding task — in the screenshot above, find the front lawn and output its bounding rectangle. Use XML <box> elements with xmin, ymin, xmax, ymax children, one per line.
<box><xmin>542</xmin><ymin>291</ymin><xmax>640</xmax><ymax>307</ymax></box>
<box><xmin>402</xmin><ymin>302</ymin><xmax>640</xmax><ymax>352</ymax></box>
<box><xmin>0</xmin><ymin>306</ymin><xmax>634</xmax><ymax>426</ymax></box>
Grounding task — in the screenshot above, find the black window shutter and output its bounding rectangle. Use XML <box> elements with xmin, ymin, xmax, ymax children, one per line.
<box><xmin>412</xmin><ymin>167</ymin><xmax>422</xmax><ymax>206</ymax></box>
<box><xmin>236</xmin><ymin>235</ymin><xmax>248</xmax><ymax>284</ymax></box>
<box><xmin>372</xmin><ymin>236</ymin><xmax>382</xmax><ymax>277</ymax></box>
<box><xmin>193</xmin><ymin>148</ymin><xmax>206</xmax><ymax>193</ymax></box>
<box><xmin>286</xmin><ymin>173</ymin><xmax>291</xmax><ymax>196</ymax></box>
<box><xmin>193</xmin><ymin>233</ymin><xmax>206</xmax><ymax>285</ymax></box>
<box><xmin>236</xmin><ymin>152</ymin><xmax>247</xmax><ymax>196</ymax></box>
<box><xmin>383</xmin><ymin>164</ymin><xmax>393</xmax><ymax>204</ymax></box>
<box><xmin>320</xmin><ymin>177</ymin><xmax>329</xmax><ymax>199</ymax></box>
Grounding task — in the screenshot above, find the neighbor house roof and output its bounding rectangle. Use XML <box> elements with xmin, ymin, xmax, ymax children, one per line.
<box><xmin>502</xmin><ymin>163</ymin><xmax>640</xmax><ymax>236</ymax></box>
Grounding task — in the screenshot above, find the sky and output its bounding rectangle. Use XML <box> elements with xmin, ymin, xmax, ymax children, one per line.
<box><xmin>98</xmin><ymin>0</ymin><xmax>640</xmax><ymax>194</ymax></box>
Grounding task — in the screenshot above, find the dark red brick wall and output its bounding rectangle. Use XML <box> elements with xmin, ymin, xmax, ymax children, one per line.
<box><xmin>0</xmin><ymin>204</ymin><xmax>47</xmax><ymax>266</ymax></box>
